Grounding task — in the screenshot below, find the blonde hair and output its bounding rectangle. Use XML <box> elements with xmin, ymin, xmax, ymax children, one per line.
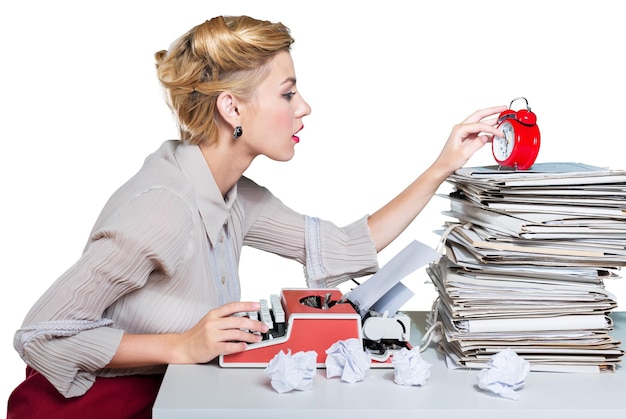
<box><xmin>155</xmin><ymin>16</ymin><xmax>294</xmax><ymax>145</ymax></box>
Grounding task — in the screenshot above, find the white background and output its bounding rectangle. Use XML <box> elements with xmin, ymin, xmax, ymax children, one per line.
<box><xmin>1</xmin><ymin>0</ymin><xmax>625</xmax><ymax>411</ymax></box>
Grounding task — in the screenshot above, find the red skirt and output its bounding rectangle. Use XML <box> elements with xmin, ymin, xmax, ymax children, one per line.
<box><xmin>7</xmin><ymin>367</ymin><xmax>164</xmax><ymax>419</ymax></box>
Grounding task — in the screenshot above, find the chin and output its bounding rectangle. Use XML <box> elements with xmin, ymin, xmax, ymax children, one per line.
<box><xmin>275</xmin><ymin>154</ymin><xmax>295</xmax><ymax>162</ymax></box>
<box><xmin>274</xmin><ymin>148</ymin><xmax>296</xmax><ymax>162</ymax></box>
<box><xmin>263</xmin><ymin>144</ymin><xmax>296</xmax><ymax>162</ymax></box>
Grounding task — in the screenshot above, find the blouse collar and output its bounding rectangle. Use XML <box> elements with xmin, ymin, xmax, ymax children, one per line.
<box><xmin>173</xmin><ymin>141</ymin><xmax>237</xmax><ymax>245</ymax></box>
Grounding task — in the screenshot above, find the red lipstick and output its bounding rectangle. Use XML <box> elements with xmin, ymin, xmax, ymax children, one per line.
<box><xmin>292</xmin><ymin>125</ymin><xmax>304</xmax><ymax>143</ymax></box>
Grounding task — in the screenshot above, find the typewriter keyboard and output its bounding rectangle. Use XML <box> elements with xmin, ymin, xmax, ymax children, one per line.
<box><xmin>238</xmin><ymin>294</ymin><xmax>287</xmax><ymax>340</ymax></box>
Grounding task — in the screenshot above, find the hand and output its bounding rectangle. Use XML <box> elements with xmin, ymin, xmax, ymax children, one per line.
<box><xmin>433</xmin><ymin>105</ymin><xmax>507</xmax><ymax>175</ymax></box>
<box><xmin>178</xmin><ymin>301</ymin><xmax>269</xmax><ymax>364</ymax></box>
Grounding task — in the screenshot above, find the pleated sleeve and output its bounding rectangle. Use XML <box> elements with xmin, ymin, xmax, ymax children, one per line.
<box><xmin>237</xmin><ymin>177</ymin><xmax>379</xmax><ymax>287</ymax></box>
<box><xmin>14</xmin><ymin>188</ymin><xmax>195</xmax><ymax>397</ymax></box>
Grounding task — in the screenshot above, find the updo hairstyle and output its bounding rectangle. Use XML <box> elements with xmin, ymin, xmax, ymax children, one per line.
<box><xmin>155</xmin><ymin>16</ymin><xmax>294</xmax><ymax>145</ymax></box>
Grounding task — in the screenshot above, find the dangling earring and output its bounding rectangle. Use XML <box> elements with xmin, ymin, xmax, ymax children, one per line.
<box><xmin>233</xmin><ymin>126</ymin><xmax>243</xmax><ymax>140</ymax></box>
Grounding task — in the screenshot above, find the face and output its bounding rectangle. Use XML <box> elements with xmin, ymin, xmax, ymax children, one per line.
<box><xmin>239</xmin><ymin>50</ymin><xmax>311</xmax><ymax>161</ymax></box>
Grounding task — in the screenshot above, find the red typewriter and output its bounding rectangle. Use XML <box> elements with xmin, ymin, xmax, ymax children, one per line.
<box><xmin>219</xmin><ymin>288</ymin><xmax>363</xmax><ymax>367</ymax></box>
<box><xmin>219</xmin><ymin>288</ymin><xmax>411</xmax><ymax>368</ymax></box>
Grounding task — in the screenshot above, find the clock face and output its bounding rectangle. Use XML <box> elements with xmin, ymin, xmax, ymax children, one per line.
<box><xmin>493</xmin><ymin>121</ymin><xmax>514</xmax><ymax>161</ymax></box>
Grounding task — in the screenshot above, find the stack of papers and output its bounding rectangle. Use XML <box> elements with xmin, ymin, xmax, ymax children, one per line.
<box><xmin>427</xmin><ymin>162</ymin><xmax>625</xmax><ymax>373</ymax></box>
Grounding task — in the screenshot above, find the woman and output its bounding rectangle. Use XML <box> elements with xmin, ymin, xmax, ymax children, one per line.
<box><xmin>8</xmin><ymin>15</ymin><xmax>505</xmax><ymax>418</ymax></box>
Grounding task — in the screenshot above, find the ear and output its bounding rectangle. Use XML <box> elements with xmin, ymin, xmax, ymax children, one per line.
<box><xmin>216</xmin><ymin>91</ymin><xmax>241</xmax><ymax>129</ymax></box>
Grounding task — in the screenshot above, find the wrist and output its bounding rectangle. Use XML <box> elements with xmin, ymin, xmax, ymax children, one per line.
<box><xmin>109</xmin><ymin>332</ymin><xmax>187</xmax><ymax>368</ymax></box>
<box><xmin>425</xmin><ymin>160</ymin><xmax>454</xmax><ymax>185</ymax></box>
<box><xmin>161</xmin><ymin>333</ymin><xmax>190</xmax><ymax>364</ymax></box>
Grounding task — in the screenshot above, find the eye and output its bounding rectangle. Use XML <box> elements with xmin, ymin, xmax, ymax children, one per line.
<box><xmin>282</xmin><ymin>91</ymin><xmax>296</xmax><ymax>100</ymax></box>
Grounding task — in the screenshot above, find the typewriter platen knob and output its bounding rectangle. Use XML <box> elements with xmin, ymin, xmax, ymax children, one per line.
<box><xmin>362</xmin><ymin>312</ymin><xmax>410</xmax><ymax>342</ymax></box>
<box><xmin>362</xmin><ymin>316</ymin><xmax>388</xmax><ymax>341</ymax></box>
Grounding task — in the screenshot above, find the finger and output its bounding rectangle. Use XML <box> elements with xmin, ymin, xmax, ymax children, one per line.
<box><xmin>207</xmin><ymin>311</ymin><xmax>270</xmax><ymax>335</ymax></box>
<box><xmin>461</xmin><ymin>105</ymin><xmax>507</xmax><ymax>124</ymax></box>
<box><xmin>218</xmin><ymin>328</ymin><xmax>264</xmax><ymax>346</ymax></box>
<box><xmin>219</xmin><ymin>341</ymin><xmax>251</xmax><ymax>356</ymax></box>
<box><xmin>478</xmin><ymin>116</ymin><xmax>501</xmax><ymax>127</ymax></box>
<box><xmin>455</xmin><ymin>121</ymin><xmax>503</xmax><ymax>138</ymax></box>
<box><xmin>209</xmin><ymin>301</ymin><xmax>261</xmax><ymax>318</ymax></box>
<box><xmin>223</xmin><ymin>316</ymin><xmax>270</xmax><ymax>334</ymax></box>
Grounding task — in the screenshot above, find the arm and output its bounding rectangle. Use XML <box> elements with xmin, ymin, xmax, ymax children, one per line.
<box><xmin>14</xmin><ymin>189</ymin><xmax>194</xmax><ymax>396</ymax></box>
<box><xmin>239</xmin><ymin>178</ymin><xmax>379</xmax><ymax>286</ymax></box>
<box><xmin>107</xmin><ymin>301</ymin><xmax>268</xmax><ymax>368</ymax></box>
<box><xmin>16</xmin><ymin>188</ymin><xmax>267</xmax><ymax>395</ymax></box>
<box><xmin>367</xmin><ymin>106</ymin><xmax>506</xmax><ymax>252</ymax></box>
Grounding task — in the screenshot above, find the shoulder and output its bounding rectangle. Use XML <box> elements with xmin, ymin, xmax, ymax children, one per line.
<box><xmin>92</xmin><ymin>141</ymin><xmax>197</xmax><ymax>231</ymax></box>
<box><xmin>234</xmin><ymin>176</ymin><xmax>278</xmax><ymax>226</ymax></box>
<box><xmin>135</xmin><ymin>140</ymin><xmax>194</xmax><ymax>194</ymax></box>
<box><xmin>235</xmin><ymin>176</ymin><xmax>301</xmax><ymax>222</ymax></box>
<box><xmin>113</xmin><ymin>141</ymin><xmax>194</xmax><ymax>205</ymax></box>
<box><xmin>237</xmin><ymin>176</ymin><xmax>271</xmax><ymax>202</ymax></box>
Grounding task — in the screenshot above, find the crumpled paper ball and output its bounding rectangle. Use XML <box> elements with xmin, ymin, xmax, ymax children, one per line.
<box><xmin>477</xmin><ymin>348</ymin><xmax>530</xmax><ymax>400</ymax></box>
<box><xmin>325</xmin><ymin>338</ymin><xmax>371</xmax><ymax>383</ymax></box>
<box><xmin>391</xmin><ymin>347</ymin><xmax>432</xmax><ymax>386</ymax></box>
<box><xmin>264</xmin><ymin>349</ymin><xmax>317</xmax><ymax>393</ymax></box>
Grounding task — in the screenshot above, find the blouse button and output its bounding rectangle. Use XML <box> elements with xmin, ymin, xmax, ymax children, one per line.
<box><xmin>221</xmin><ymin>276</ymin><xmax>226</xmax><ymax>284</ymax></box>
<box><xmin>219</xmin><ymin>235</ymin><xmax>224</xmax><ymax>244</ymax></box>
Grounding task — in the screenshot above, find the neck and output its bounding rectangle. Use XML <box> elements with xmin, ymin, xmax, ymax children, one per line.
<box><xmin>199</xmin><ymin>139</ymin><xmax>254</xmax><ymax>197</ymax></box>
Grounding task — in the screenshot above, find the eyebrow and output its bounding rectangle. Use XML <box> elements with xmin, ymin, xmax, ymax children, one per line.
<box><xmin>281</xmin><ymin>77</ymin><xmax>297</xmax><ymax>86</ymax></box>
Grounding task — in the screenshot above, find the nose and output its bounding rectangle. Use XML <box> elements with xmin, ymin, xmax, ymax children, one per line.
<box><xmin>297</xmin><ymin>94</ymin><xmax>312</xmax><ymax>118</ymax></box>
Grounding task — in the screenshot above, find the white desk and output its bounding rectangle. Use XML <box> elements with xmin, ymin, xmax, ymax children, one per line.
<box><xmin>153</xmin><ymin>311</ymin><xmax>625</xmax><ymax>419</ymax></box>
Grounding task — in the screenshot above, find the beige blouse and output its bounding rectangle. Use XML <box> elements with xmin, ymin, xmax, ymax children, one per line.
<box><xmin>14</xmin><ymin>140</ymin><xmax>378</xmax><ymax>397</ymax></box>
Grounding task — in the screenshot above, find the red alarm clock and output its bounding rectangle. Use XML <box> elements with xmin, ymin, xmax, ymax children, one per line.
<box><xmin>492</xmin><ymin>97</ymin><xmax>541</xmax><ymax>170</ymax></box>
